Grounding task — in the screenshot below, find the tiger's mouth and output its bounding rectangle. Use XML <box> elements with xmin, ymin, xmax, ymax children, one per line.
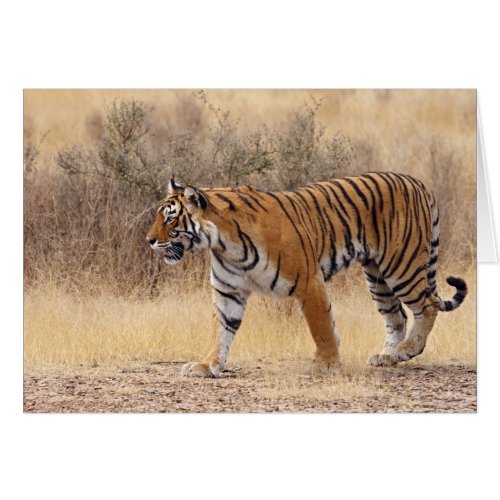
<box><xmin>163</xmin><ymin>241</ymin><xmax>185</xmax><ymax>264</ymax></box>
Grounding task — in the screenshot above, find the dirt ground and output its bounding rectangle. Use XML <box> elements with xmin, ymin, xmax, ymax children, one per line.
<box><xmin>24</xmin><ymin>360</ymin><xmax>477</xmax><ymax>413</ymax></box>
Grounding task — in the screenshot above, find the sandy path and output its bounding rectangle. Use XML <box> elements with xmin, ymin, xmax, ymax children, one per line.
<box><xmin>24</xmin><ymin>361</ymin><xmax>476</xmax><ymax>413</ymax></box>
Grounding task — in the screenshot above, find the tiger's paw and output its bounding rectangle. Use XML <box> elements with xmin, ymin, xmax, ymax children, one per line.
<box><xmin>307</xmin><ymin>359</ymin><xmax>341</xmax><ymax>376</ymax></box>
<box><xmin>180</xmin><ymin>362</ymin><xmax>220</xmax><ymax>378</ymax></box>
<box><xmin>367</xmin><ymin>354</ymin><xmax>398</xmax><ymax>367</ymax></box>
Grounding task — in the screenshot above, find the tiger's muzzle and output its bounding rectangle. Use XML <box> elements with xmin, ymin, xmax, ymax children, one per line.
<box><xmin>149</xmin><ymin>239</ymin><xmax>185</xmax><ymax>264</ymax></box>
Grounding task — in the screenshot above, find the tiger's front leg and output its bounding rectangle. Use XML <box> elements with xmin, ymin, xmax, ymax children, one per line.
<box><xmin>180</xmin><ymin>287</ymin><xmax>248</xmax><ymax>377</ymax></box>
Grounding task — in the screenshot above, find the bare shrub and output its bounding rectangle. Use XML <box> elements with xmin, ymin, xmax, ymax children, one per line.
<box><xmin>56</xmin><ymin>98</ymin><xmax>169</xmax><ymax>200</ymax></box>
<box><xmin>192</xmin><ymin>91</ymin><xmax>352</xmax><ymax>190</ymax></box>
<box><xmin>195</xmin><ymin>90</ymin><xmax>270</xmax><ymax>187</ymax></box>
<box><xmin>264</xmin><ymin>99</ymin><xmax>352</xmax><ymax>189</ymax></box>
<box><xmin>23</xmin><ymin>131</ymin><xmax>49</xmax><ymax>175</ymax></box>
<box><xmin>23</xmin><ymin>143</ymin><xmax>40</xmax><ymax>175</ymax></box>
<box><xmin>163</xmin><ymin>129</ymin><xmax>205</xmax><ymax>184</ymax></box>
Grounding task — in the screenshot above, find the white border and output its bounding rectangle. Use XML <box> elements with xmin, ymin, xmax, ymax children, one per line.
<box><xmin>4</xmin><ymin>1</ymin><xmax>499</xmax><ymax>499</ymax></box>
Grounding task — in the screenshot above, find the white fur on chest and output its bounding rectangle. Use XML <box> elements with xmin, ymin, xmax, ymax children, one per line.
<box><xmin>210</xmin><ymin>245</ymin><xmax>292</xmax><ymax>299</ymax></box>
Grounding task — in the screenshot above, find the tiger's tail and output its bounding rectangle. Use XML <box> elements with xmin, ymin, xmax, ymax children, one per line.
<box><xmin>427</xmin><ymin>194</ymin><xmax>468</xmax><ymax>312</ymax></box>
<box><xmin>437</xmin><ymin>276</ymin><xmax>468</xmax><ymax>312</ymax></box>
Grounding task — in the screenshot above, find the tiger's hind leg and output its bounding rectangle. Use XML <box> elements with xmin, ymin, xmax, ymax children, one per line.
<box><xmin>364</xmin><ymin>262</ymin><xmax>408</xmax><ymax>367</ymax></box>
<box><xmin>391</xmin><ymin>294</ymin><xmax>439</xmax><ymax>363</ymax></box>
<box><xmin>382</xmin><ymin>266</ymin><xmax>439</xmax><ymax>365</ymax></box>
<box><xmin>299</xmin><ymin>273</ymin><xmax>341</xmax><ymax>375</ymax></box>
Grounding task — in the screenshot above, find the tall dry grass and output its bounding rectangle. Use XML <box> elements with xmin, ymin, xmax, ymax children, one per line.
<box><xmin>23</xmin><ymin>89</ymin><xmax>476</xmax><ymax>374</ymax></box>
<box><xmin>24</xmin><ymin>268</ymin><xmax>476</xmax><ymax>370</ymax></box>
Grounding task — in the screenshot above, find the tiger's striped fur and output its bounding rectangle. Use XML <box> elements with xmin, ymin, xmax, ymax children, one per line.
<box><xmin>146</xmin><ymin>173</ymin><xmax>467</xmax><ymax>377</ymax></box>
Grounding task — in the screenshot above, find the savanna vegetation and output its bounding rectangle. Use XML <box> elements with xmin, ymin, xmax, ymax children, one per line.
<box><xmin>24</xmin><ymin>90</ymin><xmax>476</xmax><ymax>387</ymax></box>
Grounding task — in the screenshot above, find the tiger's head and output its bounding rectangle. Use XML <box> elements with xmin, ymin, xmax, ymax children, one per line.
<box><xmin>146</xmin><ymin>179</ymin><xmax>212</xmax><ymax>265</ymax></box>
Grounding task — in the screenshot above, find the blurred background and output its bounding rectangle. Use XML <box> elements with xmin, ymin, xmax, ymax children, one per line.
<box><xmin>23</xmin><ymin>89</ymin><xmax>476</xmax><ymax>367</ymax></box>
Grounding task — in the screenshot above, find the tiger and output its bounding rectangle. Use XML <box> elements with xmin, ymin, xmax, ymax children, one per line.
<box><xmin>146</xmin><ymin>173</ymin><xmax>467</xmax><ymax>377</ymax></box>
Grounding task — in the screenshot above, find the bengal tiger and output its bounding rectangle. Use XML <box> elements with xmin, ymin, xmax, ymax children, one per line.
<box><xmin>146</xmin><ymin>173</ymin><xmax>467</xmax><ymax>377</ymax></box>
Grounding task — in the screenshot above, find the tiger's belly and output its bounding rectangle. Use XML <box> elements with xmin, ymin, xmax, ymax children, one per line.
<box><xmin>246</xmin><ymin>263</ymin><xmax>294</xmax><ymax>298</ymax></box>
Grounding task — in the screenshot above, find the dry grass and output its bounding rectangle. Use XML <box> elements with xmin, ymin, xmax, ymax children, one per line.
<box><xmin>259</xmin><ymin>366</ymin><xmax>388</xmax><ymax>402</ymax></box>
<box><xmin>24</xmin><ymin>266</ymin><xmax>476</xmax><ymax>372</ymax></box>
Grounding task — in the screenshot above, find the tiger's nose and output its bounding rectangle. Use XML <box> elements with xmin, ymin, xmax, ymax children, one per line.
<box><xmin>148</xmin><ymin>237</ymin><xmax>157</xmax><ymax>246</ymax></box>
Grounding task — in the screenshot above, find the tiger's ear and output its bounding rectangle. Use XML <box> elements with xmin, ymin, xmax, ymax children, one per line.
<box><xmin>167</xmin><ymin>178</ymin><xmax>185</xmax><ymax>196</ymax></box>
<box><xmin>184</xmin><ymin>185</ymin><xmax>208</xmax><ymax>211</ymax></box>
